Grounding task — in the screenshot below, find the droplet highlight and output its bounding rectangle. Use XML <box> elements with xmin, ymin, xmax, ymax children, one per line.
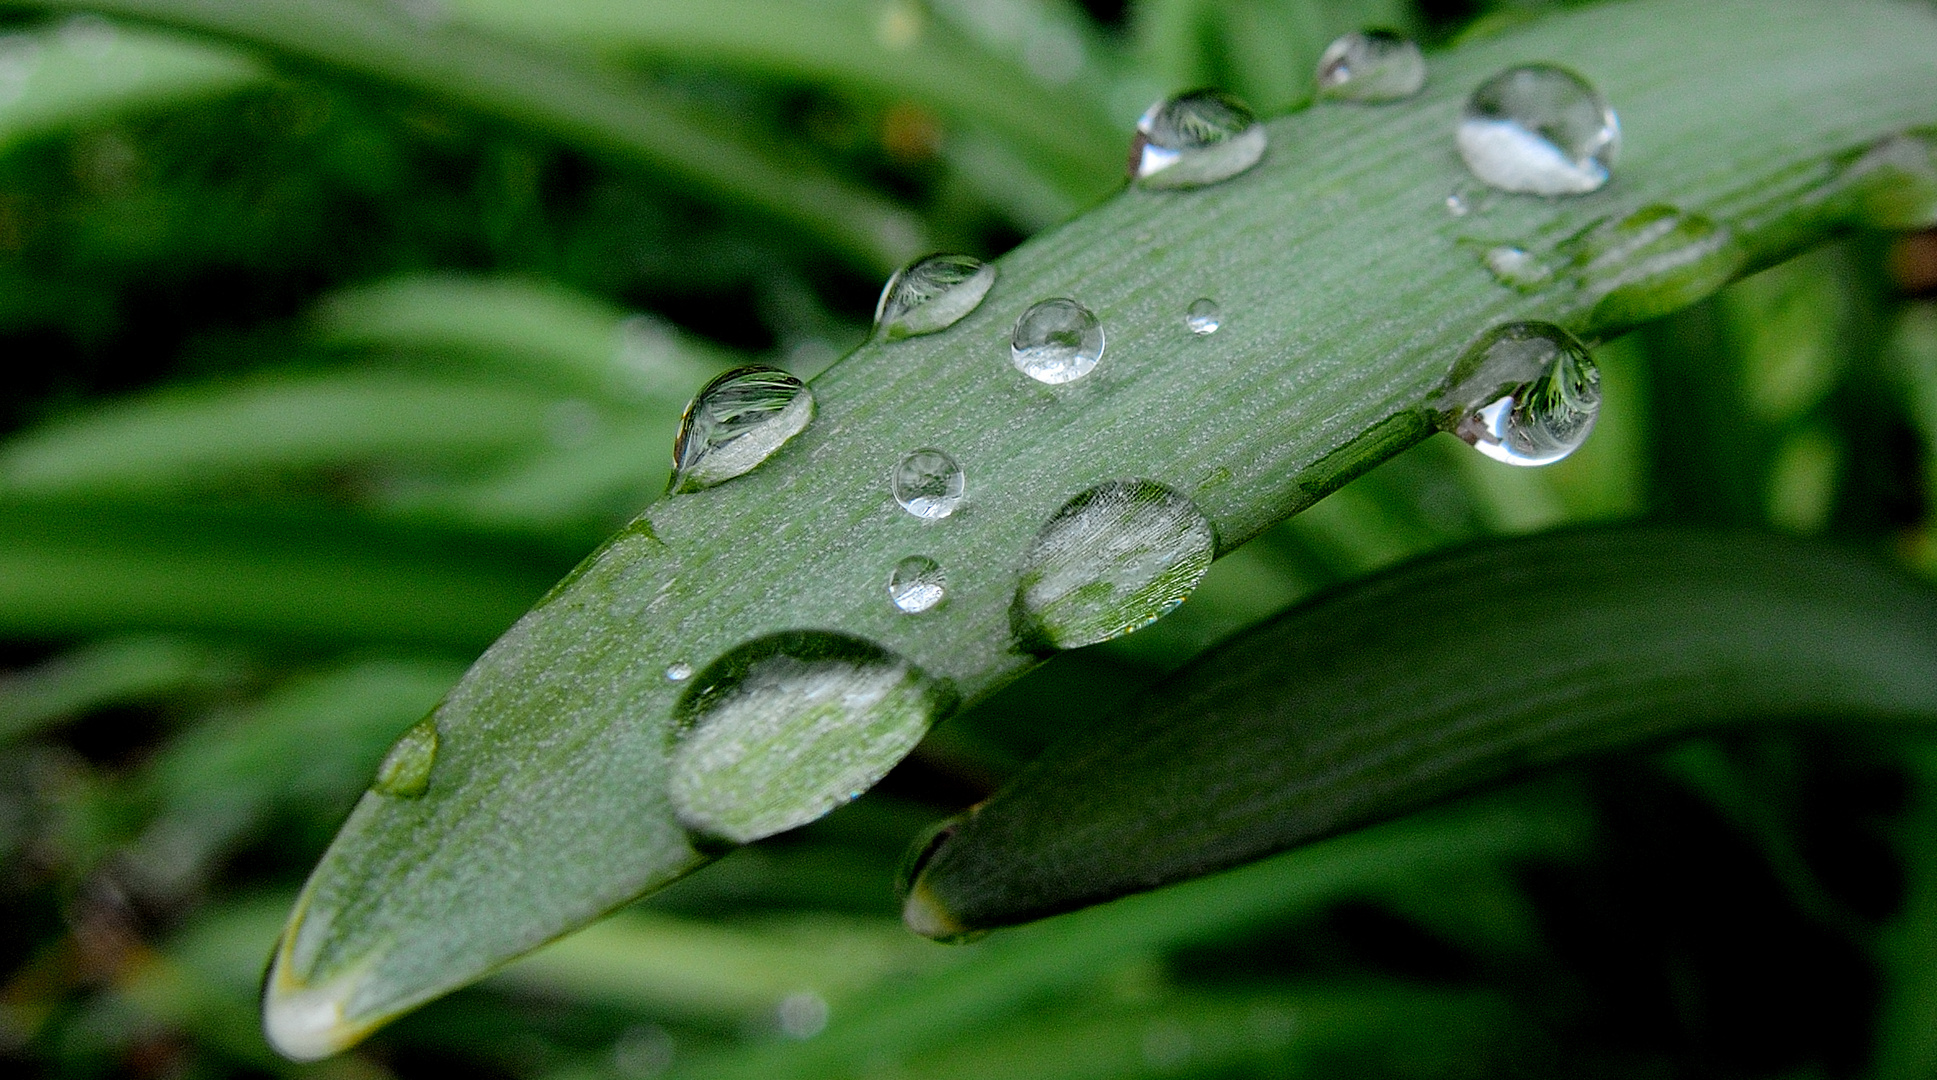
<box><xmin>1314</xmin><ymin>30</ymin><xmax>1425</xmax><ymax>103</ymax></box>
<box><xmin>669</xmin><ymin>366</ymin><xmax>814</xmax><ymax>494</ymax></box>
<box><xmin>888</xmin><ymin>556</ymin><xmax>947</xmax><ymax>613</ymax></box>
<box><xmin>892</xmin><ymin>448</ymin><xmax>966</xmax><ymax>519</ymax></box>
<box><xmin>1185</xmin><ymin>298</ymin><xmax>1221</xmax><ymax>335</ymax></box>
<box><xmin>1482</xmin><ymin>246</ymin><xmax>1553</xmax><ymax>291</ymax></box>
<box><xmin>1457</xmin><ymin>64</ymin><xmax>1619</xmax><ymax>196</ymax></box>
<box><xmin>670</xmin><ymin>632</ymin><xmax>953</xmax><ymax>843</ymax></box>
<box><xmin>665</xmin><ymin>662</ymin><xmax>693</xmax><ymax>682</ymax></box>
<box><xmin>1011</xmin><ymin>298</ymin><xmax>1104</xmax><ymax>384</ymax></box>
<box><xmin>1437</xmin><ymin>322</ymin><xmax>1602</xmax><ymax>467</ymax></box>
<box><xmin>1128</xmin><ymin>89</ymin><xmax>1266</xmax><ymax>189</ymax></box>
<box><xmin>371</xmin><ymin>717</ymin><xmax>438</xmax><ymax>798</ymax></box>
<box><xmin>873</xmin><ymin>254</ymin><xmax>997</xmax><ymax>340</ymax></box>
<box><xmin>1012</xmin><ymin>480</ymin><xmax>1216</xmax><ymax>652</ymax></box>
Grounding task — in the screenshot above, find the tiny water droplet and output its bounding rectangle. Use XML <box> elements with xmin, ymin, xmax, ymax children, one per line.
<box><xmin>1482</xmin><ymin>246</ymin><xmax>1553</xmax><ymax>291</ymax></box>
<box><xmin>1128</xmin><ymin>89</ymin><xmax>1266</xmax><ymax>189</ymax></box>
<box><xmin>670</xmin><ymin>632</ymin><xmax>953</xmax><ymax>843</ymax></box>
<box><xmin>372</xmin><ymin>717</ymin><xmax>438</xmax><ymax>798</ymax></box>
<box><xmin>1445</xmin><ymin>190</ymin><xmax>1471</xmax><ymax>216</ymax></box>
<box><xmin>1315</xmin><ymin>30</ymin><xmax>1425</xmax><ymax>103</ymax></box>
<box><xmin>1185</xmin><ymin>298</ymin><xmax>1221</xmax><ymax>335</ymax></box>
<box><xmin>665</xmin><ymin>662</ymin><xmax>693</xmax><ymax>682</ymax></box>
<box><xmin>1012</xmin><ymin>479</ymin><xmax>1216</xmax><ymax>651</ymax></box>
<box><xmin>1457</xmin><ymin>64</ymin><xmax>1619</xmax><ymax>196</ymax></box>
<box><xmin>888</xmin><ymin>555</ymin><xmax>947</xmax><ymax>613</ymax></box>
<box><xmin>1558</xmin><ymin>204</ymin><xmax>1744</xmax><ymax>332</ymax></box>
<box><xmin>1437</xmin><ymin>322</ymin><xmax>1601</xmax><ymax>466</ymax></box>
<box><xmin>669</xmin><ymin>366</ymin><xmax>814</xmax><ymax>494</ymax></box>
<box><xmin>873</xmin><ymin>254</ymin><xmax>997</xmax><ymax>340</ymax></box>
<box><xmin>892</xmin><ymin>448</ymin><xmax>966</xmax><ymax>519</ymax></box>
<box><xmin>1012</xmin><ymin>298</ymin><xmax>1104</xmax><ymax>384</ymax></box>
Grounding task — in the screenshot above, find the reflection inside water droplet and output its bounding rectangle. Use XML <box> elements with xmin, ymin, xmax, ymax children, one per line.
<box><xmin>1458</xmin><ymin>63</ymin><xmax>1619</xmax><ymax>195</ymax></box>
<box><xmin>892</xmin><ymin>448</ymin><xmax>966</xmax><ymax>519</ymax></box>
<box><xmin>1185</xmin><ymin>298</ymin><xmax>1221</xmax><ymax>335</ymax></box>
<box><xmin>1012</xmin><ymin>479</ymin><xmax>1216</xmax><ymax>651</ymax></box>
<box><xmin>888</xmin><ymin>555</ymin><xmax>947</xmax><ymax>613</ymax></box>
<box><xmin>1012</xmin><ymin>298</ymin><xmax>1105</xmax><ymax>384</ymax></box>
<box><xmin>1315</xmin><ymin>30</ymin><xmax>1426</xmax><ymax>103</ymax></box>
<box><xmin>372</xmin><ymin>717</ymin><xmax>438</xmax><ymax>798</ymax></box>
<box><xmin>1438</xmin><ymin>322</ymin><xmax>1602</xmax><ymax>466</ymax></box>
<box><xmin>668</xmin><ymin>366</ymin><xmax>814</xmax><ymax>494</ymax></box>
<box><xmin>873</xmin><ymin>254</ymin><xmax>997</xmax><ymax>340</ymax></box>
<box><xmin>1128</xmin><ymin>89</ymin><xmax>1266</xmax><ymax>189</ymax></box>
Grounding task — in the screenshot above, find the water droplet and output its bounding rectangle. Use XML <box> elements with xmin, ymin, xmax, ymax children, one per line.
<box><xmin>1445</xmin><ymin>190</ymin><xmax>1471</xmax><ymax>216</ymax></box>
<box><xmin>776</xmin><ymin>993</ymin><xmax>829</xmax><ymax>1039</ymax></box>
<box><xmin>888</xmin><ymin>555</ymin><xmax>947</xmax><ymax>613</ymax></box>
<box><xmin>1315</xmin><ymin>30</ymin><xmax>1426</xmax><ymax>103</ymax></box>
<box><xmin>670</xmin><ymin>632</ymin><xmax>953</xmax><ymax>843</ymax></box>
<box><xmin>892</xmin><ymin>448</ymin><xmax>966</xmax><ymax>519</ymax></box>
<box><xmin>1437</xmin><ymin>322</ymin><xmax>1601</xmax><ymax>466</ymax></box>
<box><xmin>873</xmin><ymin>254</ymin><xmax>997</xmax><ymax>340</ymax></box>
<box><xmin>1827</xmin><ymin>128</ymin><xmax>1937</xmax><ymax>230</ymax></box>
<box><xmin>669</xmin><ymin>366</ymin><xmax>814</xmax><ymax>494</ymax></box>
<box><xmin>1558</xmin><ymin>204</ymin><xmax>1744</xmax><ymax>332</ymax></box>
<box><xmin>1012</xmin><ymin>480</ymin><xmax>1216</xmax><ymax>651</ymax></box>
<box><xmin>1482</xmin><ymin>245</ymin><xmax>1553</xmax><ymax>291</ymax></box>
<box><xmin>1011</xmin><ymin>298</ymin><xmax>1104</xmax><ymax>384</ymax></box>
<box><xmin>1185</xmin><ymin>298</ymin><xmax>1221</xmax><ymax>335</ymax></box>
<box><xmin>1457</xmin><ymin>64</ymin><xmax>1619</xmax><ymax>195</ymax></box>
<box><xmin>1128</xmin><ymin>89</ymin><xmax>1266</xmax><ymax>189</ymax></box>
<box><xmin>372</xmin><ymin>717</ymin><xmax>437</xmax><ymax>798</ymax></box>
<box><xmin>665</xmin><ymin>662</ymin><xmax>693</xmax><ymax>682</ymax></box>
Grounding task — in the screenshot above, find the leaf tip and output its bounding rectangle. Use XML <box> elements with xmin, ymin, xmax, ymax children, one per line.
<box><xmin>899</xmin><ymin>880</ymin><xmax>968</xmax><ymax>942</ymax></box>
<box><xmin>261</xmin><ymin>944</ymin><xmax>379</xmax><ymax>1062</ymax></box>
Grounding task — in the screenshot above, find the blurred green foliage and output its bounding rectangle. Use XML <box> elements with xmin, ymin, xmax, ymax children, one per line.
<box><xmin>0</xmin><ymin>0</ymin><xmax>1934</xmax><ymax>1078</ymax></box>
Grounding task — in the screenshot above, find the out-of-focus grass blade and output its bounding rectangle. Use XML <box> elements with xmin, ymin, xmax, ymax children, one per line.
<box><xmin>0</xmin><ymin>635</ymin><xmax>247</xmax><ymax>742</ymax></box>
<box><xmin>1130</xmin><ymin>0</ymin><xmax>1416</xmax><ymax>113</ymax></box>
<box><xmin>379</xmin><ymin>422</ymin><xmax>674</xmax><ymax>539</ymax></box>
<box><xmin>672</xmin><ymin>793</ymin><xmax>1583</xmax><ymax>1080</ymax></box>
<box><xmin>440</xmin><ymin>0</ymin><xmax>1121</xmax><ymax>205</ymax></box>
<box><xmin>310</xmin><ymin>274</ymin><xmax>734</xmax><ymax>405</ymax></box>
<box><xmin>5</xmin><ymin>0</ymin><xmax>926</xmax><ymax>271</ymax></box>
<box><xmin>906</xmin><ymin>527</ymin><xmax>1937</xmax><ymax>935</ymax></box>
<box><xmin>0</xmin><ymin>496</ymin><xmax>567</xmax><ymax>646</ymax></box>
<box><xmin>0</xmin><ymin>371</ymin><xmax>594</xmax><ymax>496</ymax></box>
<box><xmin>127</xmin><ymin>658</ymin><xmax>466</xmax><ymax>895</ymax></box>
<box><xmin>0</xmin><ymin>16</ymin><xmax>263</xmax><ymax>155</ymax></box>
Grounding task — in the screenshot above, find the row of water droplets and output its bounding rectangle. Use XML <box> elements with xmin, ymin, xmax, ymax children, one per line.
<box><xmin>365</xmin><ymin>31</ymin><xmax>1623</xmax><ymax>833</ymax></box>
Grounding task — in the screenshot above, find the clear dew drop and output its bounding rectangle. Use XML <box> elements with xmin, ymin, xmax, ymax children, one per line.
<box><xmin>888</xmin><ymin>555</ymin><xmax>947</xmax><ymax>613</ymax></box>
<box><xmin>1012</xmin><ymin>479</ymin><xmax>1216</xmax><ymax>652</ymax></box>
<box><xmin>892</xmin><ymin>448</ymin><xmax>966</xmax><ymax>519</ymax></box>
<box><xmin>1483</xmin><ymin>246</ymin><xmax>1553</xmax><ymax>291</ymax></box>
<box><xmin>1128</xmin><ymin>89</ymin><xmax>1267</xmax><ymax>189</ymax></box>
<box><xmin>668</xmin><ymin>366</ymin><xmax>814</xmax><ymax>494</ymax></box>
<box><xmin>1315</xmin><ymin>30</ymin><xmax>1426</xmax><ymax>103</ymax></box>
<box><xmin>1445</xmin><ymin>190</ymin><xmax>1471</xmax><ymax>216</ymax></box>
<box><xmin>1012</xmin><ymin>298</ymin><xmax>1105</xmax><ymax>384</ymax></box>
<box><xmin>669</xmin><ymin>632</ymin><xmax>952</xmax><ymax>843</ymax></box>
<box><xmin>665</xmin><ymin>662</ymin><xmax>693</xmax><ymax>682</ymax></box>
<box><xmin>1437</xmin><ymin>322</ymin><xmax>1602</xmax><ymax>467</ymax></box>
<box><xmin>1185</xmin><ymin>298</ymin><xmax>1221</xmax><ymax>335</ymax></box>
<box><xmin>371</xmin><ymin>717</ymin><xmax>438</xmax><ymax>798</ymax></box>
<box><xmin>1457</xmin><ymin>64</ymin><xmax>1620</xmax><ymax>196</ymax></box>
<box><xmin>872</xmin><ymin>254</ymin><xmax>997</xmax><ymax>340</ymax></box>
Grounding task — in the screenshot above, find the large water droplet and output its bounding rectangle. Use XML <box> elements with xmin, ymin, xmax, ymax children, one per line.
<box><xmin>888</xmin><ymin>555</ymin><xmax>947</xmax><ymax>613</ymax></box>
<box><xmin>892</xmin><ymin>448</ymin><xmax>966</xmax><ymax>519</ymax></box>
<box><xmin>1482</xmin><ymin>246</ymin><xmax>1553</xmax><ymax>291</ymax></box>
<box><xmin>669</xmin><ymin>366</ymin><xmax>814</xmax><ymax>494</ymax></box>
<box><xmin>1128</xmin><ymin>90</ymin><xmax>1266</xmax><ymax>189</ymax></box>
<box><xmin>1558</xmin><ymin>204</ymin><xmax>1745</xmax><ymax>333</ymax></box>
<box><xmin>1011</xmin><ymin>298</ymin><xmax>1105</xmax><ymax>384</ymax></box>
<box><xmin>1827</xmin><ymin>128</ymin><xmax>1937</xmax><ymax>230</ymax></box>
<box><xmin>1012</xmin><ymin>480</ymin><xmax>1216</xmax><ymax>652</ymax></box>
<box><xmin>1457</xmin><ymin>64</ymin><xmax>1619</xmax><ymax>196</ymax></box>
<box><xmin>1437</xmin><ymin>322</ymin><xmax>1601</xmax><ymax>466</ymax></box>
<box><xmin>873</xmin><ymin>254</ymin><xmax>997</xmax><ymax>340</ymax></box>
<box><xmin>1185</xmin><ymin>298</ymin><xmax>1221</xmax><ymax>335</ymax></box>
<box><xmin>670</xmin><ymin>632</ymin><xmax>953</xmax><ymax>843</ymax></box>
<box><xmin>1315</xmin><ymin>30</ymin><xmax>1425</xmax><ymax>103</ymax></box>
<box><xmin>371</xmin><ymin>717</ymin><xmax>437</xmax><ymax>798</ymax></box>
